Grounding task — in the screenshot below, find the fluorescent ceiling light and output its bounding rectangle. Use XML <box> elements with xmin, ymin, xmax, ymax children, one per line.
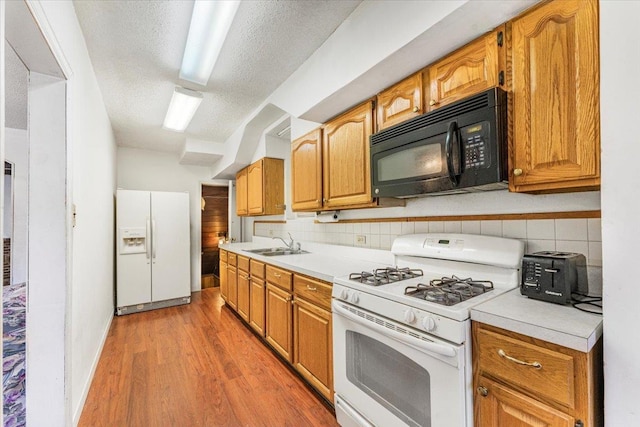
<box><xmin>163</xmin><ymin>87</ymin><xmax>203</xmax><ymax>132</ymax></box>
<box><xmin>179</xmin><ymin>1</ymin><xmax>241</xmax><ymax>86</ymax></box>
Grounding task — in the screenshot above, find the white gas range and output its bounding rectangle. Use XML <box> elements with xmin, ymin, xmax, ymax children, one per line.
<box><xmin>331</xmin><ymin>233</ymin><xmax>524</xmax><ymax>427</ymax></box>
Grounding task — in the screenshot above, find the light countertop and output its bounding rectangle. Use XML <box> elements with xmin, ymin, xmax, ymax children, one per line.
<box><xmin>471</xmin><ymin>289</ymin><xmax>603</xmax><ymax>353</ymax></box>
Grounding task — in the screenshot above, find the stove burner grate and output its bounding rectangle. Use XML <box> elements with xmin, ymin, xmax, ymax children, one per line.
<box><xmin>404</xmin><ymin>275</ymin><xmax>494</xmax><ymax>306</ymax></box>
<box><xmin>349</xmin><ymin>267</ymin><xmax>423</xmax><ymax>286</ymax></box>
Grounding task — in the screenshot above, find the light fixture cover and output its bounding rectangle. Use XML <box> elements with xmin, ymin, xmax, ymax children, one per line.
<box><xmin>179</xmin><ymin>1</ymin><xmax>241</xmax><ymax>86</ymax></box>
<box><xmin>162</xmin><ymin>87</ymin><xmax>203</xmax><ymax>132</ymax></box>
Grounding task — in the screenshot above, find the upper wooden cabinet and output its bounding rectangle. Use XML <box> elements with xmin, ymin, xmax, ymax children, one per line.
<box><xmin>427</xmin><ymin>26</ymin><xmax>506</xmax><ymax>111</ymax></box>
<box><xmin>291</xmin><ymin>129</ymin><xmax>323</xmax><ymax>211</ymax></box>
<box><xmin>322</xmin><ymin>100</ymin><xmax>376</xmax><ymax>209</ymax></box>
<box><xmin>236</xmin><ymin>157</ymin><xmax>284</xmax><ymax>216</ymax></box>
<box><xmin>376</xmin><ymin>72</ymin><xmax>423</xmax><ymax>131</ymax></box>
<box><xmin>509</xmin><ymin>0</ymin><xmax>600</xmax><ymax>193</ymax></box>
<box><xmin>235</xmin><ymin>168</ymin><xmax>248</xmax><ymax>216</ymax></box>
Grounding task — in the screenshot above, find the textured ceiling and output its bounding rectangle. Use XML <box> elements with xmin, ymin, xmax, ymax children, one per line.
<box><xmin>5</xmin><ymin>41</ymin><xmax>28</xmax><ymax>130</ymax></box>
<box><xmin>73</xmin><ymin>0</ymin><xmax>362</xmax><ymax>153</ymax></box>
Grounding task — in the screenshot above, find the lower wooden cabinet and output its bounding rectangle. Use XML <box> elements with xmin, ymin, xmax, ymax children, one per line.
<box><xmin>236</xmin><ymin>269</ymin><xmax>250</xmax><ymax>322</ymax></box>
<box><xmin>249</xmin><ymin>259</ymin><xmax>266</xmax><ymax>336</ymax></box>
<box><xmin>226</xmin><ymin>264</ymin><xmax>237</xmax><ymax>310</ymax></box>
<box><xmin>293</xmin><ymin>297</ymin><xmax>332</xmax><ymax>400</ymax></box>
<box><xmin>476</xmin><ymin>377</ymin><xmax>575</xmax><ymax>427</ymax></box>
<box><xmin>473</xmin><ymin>322</ymin><xmax>603</xmax><ymax>427</ymax></box>
<box><xmin>265</xmin><ymin>283</ymin><xmax>293</xmax><ymax>362</ymax></box>
<box><xmin>219</xmin><ymin>252</ymin><xmax>334</xmax><ymax>402</ymax></box>
<box><xmin>219</xmin><ymin>260</ymin><xmax>228</xmax><ymax>302</ymax></box>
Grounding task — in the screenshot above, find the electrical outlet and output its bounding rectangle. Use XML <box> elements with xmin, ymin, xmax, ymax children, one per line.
<box><xmin>356</xmin><ymin>235</ymin><xmax>366</xmax><ymax>244</ymax></box>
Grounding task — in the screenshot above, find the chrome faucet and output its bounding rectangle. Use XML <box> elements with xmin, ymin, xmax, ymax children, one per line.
<box><xmin>272</xmin><ymin>232</ymin><xmax>300</xmax><ymax>251</ymax></box>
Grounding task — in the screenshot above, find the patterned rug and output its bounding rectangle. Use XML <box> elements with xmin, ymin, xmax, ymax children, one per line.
<box><xmin>3</xmin><ymin>282</ymin><xmax>26</xmax><ymax>426</ymax></box>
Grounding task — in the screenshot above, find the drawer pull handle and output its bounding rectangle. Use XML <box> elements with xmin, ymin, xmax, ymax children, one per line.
<box><xmin>306</xmin><ymin>285</ymin><xmax>317</xmax><ymax>291</ymax></box>
<box><xmin>273</xmin><ymin>273</ymin><xmax>281</xmax><ymax>278</ymax></box>
<box><xmin>498</xmin><ymin>349</ymin><xmax>542</xmax><ymax>369</ymax></box>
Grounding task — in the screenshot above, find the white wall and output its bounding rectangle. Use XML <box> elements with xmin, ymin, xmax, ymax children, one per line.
<box><xmin>5</xmin><ymin>128</ymin><xmax>28</xmax><ymax>284</ymax></box>
<box><xmin>27</xmin><ymin>71</ymin><xmax>67</xmax><ymax>427</ymax></box>
<box><xmin>600</xmin><ymin>1</ymin><xmax>640</xmax><ymax>424</ymax></box>
<box><xmin>117</xmin><ymin>147</ymin><xmax>223</xmax><ymax>291</ymax></box>
<box><xmin>33</xmin><ymin>2</ymin><xmax>118</xmax><ymax>425</ymax></box>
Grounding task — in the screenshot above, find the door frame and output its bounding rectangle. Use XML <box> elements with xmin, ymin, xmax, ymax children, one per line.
<box><xmin>2</xmin><ymin>1</ymin><xmax>74</xmax><ymax>425</ymax></box>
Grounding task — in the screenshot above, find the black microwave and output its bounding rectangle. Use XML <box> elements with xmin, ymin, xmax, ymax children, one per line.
<box><xmin>370</xmin><ymin>88</ymin><xmax>508</xmax><ymax>198</ymax></box>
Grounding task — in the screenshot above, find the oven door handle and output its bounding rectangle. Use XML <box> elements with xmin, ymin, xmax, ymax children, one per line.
<box><xmin>332</xmin><ymin>301</ymin><xmax>457</xmax><ymax>358</ymax></box>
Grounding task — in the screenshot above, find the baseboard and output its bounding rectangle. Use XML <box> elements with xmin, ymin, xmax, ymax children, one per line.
<box><xmin>72</xmin><ymin>312</ymin><xmax>113</xmax><ymax>426</ymax></box>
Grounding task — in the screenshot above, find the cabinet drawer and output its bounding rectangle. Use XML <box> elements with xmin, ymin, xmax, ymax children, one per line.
<box><xmin>250</xmin><ymin>259</ymin><xmax>265</xmax><ymax>279</ymax></box>
<box><xmin>227</xmin><ymin>252</ymin><xmax>237</xmax><ymax>266</ymax></box>
<box><xmin>266</xmin><ymin>265</ymin><xmax>292</xmax><ymax>291</ymax></box>
<box><xmin>220</xmin><ymin>249</ymin><xmax>227</xmax><ymax>262</ymax></box>
<box><xmin>237</xmin><ymin>255</ymin><xmax>250</xmax><ymax>272</ymax></box>
<box><xmin>477</xmin><ymin>328</ymin><xmax>576</xmax><ymax>409</ymax></box>
<box><xmin>294</xmin><ymin>275</ymin><xmax>332</xmax><ymax>311</ymax></box>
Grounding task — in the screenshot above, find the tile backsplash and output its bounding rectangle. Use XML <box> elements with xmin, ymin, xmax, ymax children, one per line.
<box><xmin>254</xmin><ymin>217</ymin><xmax>603</xmax><ymax>295</ymax></box>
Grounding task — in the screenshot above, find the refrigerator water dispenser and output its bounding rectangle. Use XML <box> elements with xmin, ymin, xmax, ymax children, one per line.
<box><xmin>119</xmin><ymin>227</ymin><xmax>147</xmax><ymax>254</ymax></box>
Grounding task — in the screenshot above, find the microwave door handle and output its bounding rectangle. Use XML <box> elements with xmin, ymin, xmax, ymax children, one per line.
<box><xmin>445</xmin><ymin>121</ymin><xmax>461</xmax><ymax>186</ymax></box>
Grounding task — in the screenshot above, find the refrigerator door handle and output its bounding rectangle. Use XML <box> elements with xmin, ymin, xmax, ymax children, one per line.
<box><xmin>152</xmin><ymin>219</ymin><xmax>157</xmax><ymax>259</ymax></box>
<box><xmin>146</xmin><ymin>219</ymin><xmax>152</xmax><ymax>259</ymax></box>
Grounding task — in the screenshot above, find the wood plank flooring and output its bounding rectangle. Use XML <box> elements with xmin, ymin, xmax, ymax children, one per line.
<box><xmin>79</xmin><ymin>288</ymin><xmax>339</xmax><ymax>427</ymax></box>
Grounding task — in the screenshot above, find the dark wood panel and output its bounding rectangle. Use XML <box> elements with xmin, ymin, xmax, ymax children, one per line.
<box><xmin>201</xmin><ymin>186</ymin><xmax>228</xmax><ymax>255</ymax></box>
<box><xmin>78</xmin><ymin>289</ymin><xmax>338</xmax><ymax>426</ymax></box>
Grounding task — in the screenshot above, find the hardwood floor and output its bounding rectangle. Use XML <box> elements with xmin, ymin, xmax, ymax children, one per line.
<box><xmin>79</xmin><ymin>288</ymin><xmax>339</xmax><ymax>427</ymax></box>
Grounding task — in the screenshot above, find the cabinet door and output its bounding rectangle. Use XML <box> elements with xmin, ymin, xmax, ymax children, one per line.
<box><xmin>510</xmin><ymin>0</ymin><xmax>600</xmax><ymax>192</ymax></box>
<box><xmin>322</xmin><ymin>100</ymin><xmax>375</xmax><ymax>209</ymax></box>
<box><xmin>247</xmin><ymin>159</ymin><xmax>264</xmax><ymax>215</ymax></box>
<box><xmin>428</xmin><ymin>27</ymin><xmax>503</xmax><ymax>111</ymax></box>
<box><xmin>293</xmin><ymin>297</ymin><xmax>332</xmax><ymax>400</ymax></box>
<box><xmin>291</xmin><ymin>129</ymin><xmax>323</xmax><ymax>211</ymax></box>
<box><xmin>265</xmin><ymin>283</ymin><xmax>292</xmax><ymax>362</ymax></box>
<box><xmin>220</xmin><ymin>260</ymin><xmax>228</xmax><ymax>302</ymax></box>
<box><xmin>237</xmin><ymin>269</ymin><xmax>250</xmax><ymax>322</ymax></box>
<box><xmin>235</xmin><ymin>168</ymin><xmax>248</xmax><ymax>216</ymax></box>
<box><xmin>249</xmin><ymin>277</ymin><xmax>266</xmax><ymax>337</ymax></box>
<box><xmin>377</xmin><ymin>72</ymin><xmax>423</xmax><ymax>130</ymax></box>
<box><xmin>475</xmin><ymin>378</ymin><xmax>575</xmax><ymax>427</ymax></box>
<box><xmin>226</xmin><ymin>264</ymin><xmax>237</xmax><ymax>310</ymax></box>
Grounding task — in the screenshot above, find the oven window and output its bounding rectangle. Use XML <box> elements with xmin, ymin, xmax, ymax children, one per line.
<box><xmin>376</xmin><ymin>142</ymin><xmax>442</xmax><ymax>182</ymax></box>
<box><xmin>346</xmin><ymin>331</ymin><xmax>431</xmax><ymax>427</ymax></box>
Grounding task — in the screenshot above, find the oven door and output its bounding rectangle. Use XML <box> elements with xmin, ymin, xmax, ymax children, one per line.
<box><xmin>332</xmin><ymin>300</ymin><xmax>469</xmax><ymax>427</ymax></box>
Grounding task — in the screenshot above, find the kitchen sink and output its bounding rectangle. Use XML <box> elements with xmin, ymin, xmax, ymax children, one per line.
<box><xmin>244</xmin><ymin>247</ymin><xmax>309</xmax><ymax>256</ymax></box>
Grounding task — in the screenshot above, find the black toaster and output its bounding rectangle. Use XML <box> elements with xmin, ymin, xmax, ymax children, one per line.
<box><xmin>521</xmin><ymin>251</ymin><xmax>588</xmax><ymax>304</ymax></box>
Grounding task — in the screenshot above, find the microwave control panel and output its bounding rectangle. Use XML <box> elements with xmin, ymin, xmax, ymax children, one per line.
<box><xmin>462</xmin><ymin>122</ymin><xmax>490</xmax><ymax>169</ymax></box>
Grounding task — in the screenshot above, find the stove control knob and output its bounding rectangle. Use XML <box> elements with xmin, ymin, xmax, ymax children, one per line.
<box><xmin>404</xmin><ymin>310</ymin><xmax>416</xmax><ymax>324</ymax></box>
<box><xmin>422</xmin><ymin>317</ymin><xmax>437</xmax><ymax>332</ymax></box>
<box><xmin>339</xmin><ymin>289</ymin><xmax>350</xmax><ymax>301</ymax></box>
<box><xmin>350</xmin><ymin>293</ymin><xmax>360</xmax><ymax>304</ymax></box>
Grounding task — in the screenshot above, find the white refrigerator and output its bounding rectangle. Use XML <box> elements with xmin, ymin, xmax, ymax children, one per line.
<box><xmin>116</xmin><ymin>189</ymin><xmax>191</xmax><ymax>315</ymax></box>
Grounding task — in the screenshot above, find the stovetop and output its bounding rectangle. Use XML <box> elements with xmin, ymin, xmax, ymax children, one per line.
<box><xmin>404</xmin><ymin>275</ymin><xmax>495</xmax><ymax>306</ymax></box>
<box><xmin>349</xmin><ymin>267</ymin><xmax>424</xmax><ymax>286</ymax></box>
<box><xmin>334</xmin><ymin>265</ymin><xmax>519</xmax><ymax>323</ymax></box>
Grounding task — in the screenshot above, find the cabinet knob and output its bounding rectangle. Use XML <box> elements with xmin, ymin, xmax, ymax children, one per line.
<box><xmin>412</xmin><ymin>106</ymin><xmax>420</xmax><ymax>113</ymax></box>
<box><xmin>477</xmin><ymin>386</ymin><xmax>488</xmax><ymax>397</ymax></box>
<box><xmin>322</xmin><ymin>198</ymin><xmax>327</xmax><ymax>203</ymax></box>
<box><xmin>429</xmin><ymin>100</ymin><xmax>438</xmax><ymax>106</ymax></box>
<box><xmin>513</xmin><ymin>168</ymin><xmax>523</xmax><ymax>176</ymax></box>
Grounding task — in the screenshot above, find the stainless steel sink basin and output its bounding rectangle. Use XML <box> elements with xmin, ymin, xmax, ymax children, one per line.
<box><xmin>244</xmin><ymin>247</ymin><xmax>309</xmax><ymax>256</ymax></box>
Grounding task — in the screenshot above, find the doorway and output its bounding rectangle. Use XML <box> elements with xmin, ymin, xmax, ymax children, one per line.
<box><xmin>201</xmin><ymin>185</ymin><xmax>228</xmax><ymax>288</ymax></box>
